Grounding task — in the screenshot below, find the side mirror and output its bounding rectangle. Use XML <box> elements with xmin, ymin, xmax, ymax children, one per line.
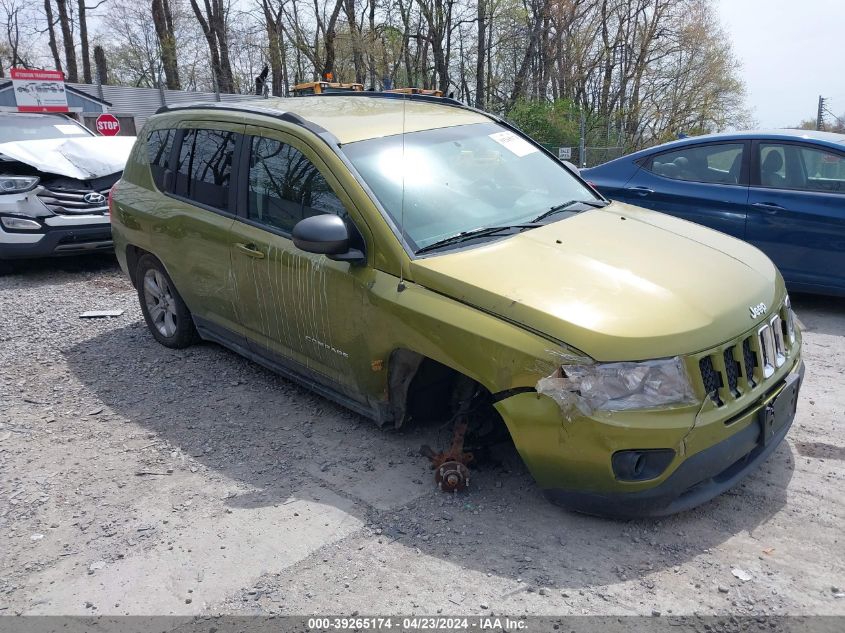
<box><xmin>292</xmin><ymin>214</ymin><xmax>365</xmax><ymax>263</ymax></box>
<box><xmin>562</xmin><ymin>160</ymin><xmax>580</xmax><ymax>176</ymax></box>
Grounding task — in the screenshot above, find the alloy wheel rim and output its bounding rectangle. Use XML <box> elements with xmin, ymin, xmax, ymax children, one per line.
<box><xmin>143</xmin><ymin>269</ymin><xmax>178</xmax><ymax>337</ymax></box>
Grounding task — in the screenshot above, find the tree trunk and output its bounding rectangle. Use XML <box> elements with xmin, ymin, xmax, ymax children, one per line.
<box><xmin>321</xmin><ymin>0</ymin><xmax>345</xmax><ymax>79</ymax></box>
<box><xmin>211</xmin><ymin>0</ymin><xmax>234</xmax><ymax>92</ymax></box>
<box><xmin>93</xmin><ymin>44</ymin><xmax>108</xmax><ymax>84</ymax></box>
<box><xmin>54</xmin><ymin>0</ymin><xmax>78</xmax><ymax>82</ymax></box>
<box><xmin>77</xmin><ymin>0</ymin><xmax>91</xmax><ymax>83</ymax></box>
<box><xmin>368</xmin><ymin>0</ymin><xmax>377</xmax><ymax>88</ymax></box>
<box><xmin>509</xmin><ymin>0</ymin><xmax>544</xmax><ymax>108</ymax></box>
<box><xmin>261</xmin><ymin>0</ymin><xmax>284</xmax><ymax>96</ymax></box>
<box><xmin>189</xmin><ymin>0</ymin><xmax>233</xmax><ymax>93</ymax></box>
<box><xmin>343</xmin><ymin>0</ymin><xmax>365</xmax><ymax>84</ymax></box>
<box><xmin>43</xmin><ymin>1</ymin><xmax>63</xmax><ymax>74</ymax></box>
<box><xmin>475</xmin><ymin>0</ymin><xmax>486</xmax><ymax>108</ymax></box>
<box><xmin>152</xmin><ymin>0</ymin><xmax>181</xmax><ymax>89</ymax></box>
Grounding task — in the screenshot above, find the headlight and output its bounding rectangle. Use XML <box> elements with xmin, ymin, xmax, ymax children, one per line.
<box><xmin>784</xmin><ymin>295</ymin><xmax>796</xmax><ymax>344</ymax></box>
<box><xmin>1</xmin><ymin>216</ymin><xmax>41</xmax><ymax>230</ymax></box>
<box><xmin>0</xmin><ymin>175</ymin><xmax>39</xmax><ymax>193</ymax></box>
<box><xmin>536</xmin><ymin>357</ymin><xmax>697</xmax><ymax>417</ymax></box>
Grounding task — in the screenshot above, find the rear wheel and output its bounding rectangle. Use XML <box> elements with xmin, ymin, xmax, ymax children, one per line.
<box><xmin>136</xmin><ymin>254</ymin><xmax>198</xmax><ymax>348</ymax></box>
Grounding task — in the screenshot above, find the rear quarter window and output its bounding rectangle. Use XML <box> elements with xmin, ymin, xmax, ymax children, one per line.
<box><xmin>146</xmin><ymin>129</ymin><xmax>175</xmax><ymax>191</ymax></box>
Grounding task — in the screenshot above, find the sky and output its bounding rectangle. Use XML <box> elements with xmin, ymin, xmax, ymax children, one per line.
<box><xmin>716</xmin><ymin>0</ymin><xmax>845</xmax><ymax>128</ymax></box>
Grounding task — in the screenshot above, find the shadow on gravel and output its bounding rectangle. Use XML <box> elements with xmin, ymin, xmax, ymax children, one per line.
<box><xmin>65</xmin><ymin>321</ymin><xmax>796</xmax><ymax>590</ymax></box>
<box><xmin>0</xmin><ymin>254</ymin><xmax>120</xmax><ymax>287</ymax></box>
<box><xmin>792</xmin><ymin>292</ymin><xmax>845</xmax><ymax>337</ymax></box>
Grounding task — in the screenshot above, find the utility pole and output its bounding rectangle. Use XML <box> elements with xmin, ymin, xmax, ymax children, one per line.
<box><xmin>579</xmin><ymin>110</ymin><xmax>586</xmax><ymax>168</ymax></box>
<box><xmin>817</xmin><ymin>95</ymin><xmax>826</xmax><ymax>130</ymax></box>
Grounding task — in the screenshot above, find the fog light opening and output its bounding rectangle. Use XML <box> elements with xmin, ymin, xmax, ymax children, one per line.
<box><xmin>612</xmin><ymin>449</ymin><xmax>675</xmax><ymax>482</ymax></box>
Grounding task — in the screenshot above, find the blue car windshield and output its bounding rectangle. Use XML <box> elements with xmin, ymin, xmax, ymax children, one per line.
<box><xmin>342</xmin><ymin>122</ymin><xmax>598</xmax><ymax>251</ymax></box>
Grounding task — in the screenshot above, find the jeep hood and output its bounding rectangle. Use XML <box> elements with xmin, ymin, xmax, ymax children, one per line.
<box><xmin>0</xmin><ymin>136</ymin><xmax>135</xmax><ymax>180</ymax></box>
<box><xmin>409</xmin><ymin>203</ymin><xmax>782</xmax><ymax>362</ymax></box>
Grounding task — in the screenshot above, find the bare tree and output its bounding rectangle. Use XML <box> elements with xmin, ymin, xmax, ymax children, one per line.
<box><xmin>93</xmin><ymin>43</ymin><xmax>108</xmax><ymax>83</ymax></box>
<box><xmin>78</xmin><ymin>0</ymin><xmax>92</xmax><ymax>82</ymax></box>
<box><xmin>321</xmin><ymin>0</ymin><xmax>346</xmax><ymax>79</ymax></box>
<box><xmin>189</xmin><ymin>0</ymin><xmax>235</xmax><ymax>92</ymax></box>
<box><xmin>42</xmin><ymin>0</ymin><xmax>64</xmax><ymax>73</ymax></box>
<box><xmin>0</xmin><ymin>0</ymin><xmax>29</xmax><ymax>71</ymax></box>
<box><xmin>54</xmin><ymin>0</ymin><xmax>78</xmax><ymax>82</ymax></box>
<box><xmin>151</xmin><ymin>0</ymin><xmax>180</xmax><ymax>89</ymax></box>
<box><xmin>474</xmin><ymin>0</ymin><xmax>485</xmax><ymax>107</ymax></box>
<box><xmin>258</xmin><ymin>0</ymin><xmax>288</xmax><ymax>95</ymax></box>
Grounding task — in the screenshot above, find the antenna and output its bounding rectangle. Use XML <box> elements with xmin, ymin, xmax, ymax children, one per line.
<box><xmin>397</xmin><ymin>91</ymin><xmax>408</xmax><ymax>292</ymax></box>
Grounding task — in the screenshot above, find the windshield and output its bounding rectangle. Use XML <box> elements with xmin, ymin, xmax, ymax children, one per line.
<box><xmin>0</xmin><ymin>116</ymin><xmax>92</xmax><ymax>144</ymax></box>
<box><xmin>342</xmin><ymin>122</ymin><xmax>599</xmax><ymax>252</ymax></box>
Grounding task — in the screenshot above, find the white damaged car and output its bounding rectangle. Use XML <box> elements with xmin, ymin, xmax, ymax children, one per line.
<box><xmin>0</xmin><ymin>112</ymin><xmax>134</xmax><ymax>264</ymax></box>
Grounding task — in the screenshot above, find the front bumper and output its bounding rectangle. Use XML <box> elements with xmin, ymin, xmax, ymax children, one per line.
<box><xmin>544</xmin><ymin>360</ymin><xmax>804</xmax><ymax>517</ymax></box>
<box><xmin>494</xmin><ymin>355</ymin><xmax>804</xmax><ymax>519</ymax></box>
<box><xmin>0</xmin><ymin>215</ymin><xmax>112</xmax><ymax>260</ymax></box>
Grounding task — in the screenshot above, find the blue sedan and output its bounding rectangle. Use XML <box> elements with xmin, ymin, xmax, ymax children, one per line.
<box><xmin>582</xmin><ymin>130</ymin><xmax>845</xmax><ymax>296</ymax></box>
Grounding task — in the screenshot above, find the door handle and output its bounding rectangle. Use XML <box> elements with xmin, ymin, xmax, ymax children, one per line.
<box><xmin>625</xmin><ymin>186</ymin><xmax>654</xmax><ymax>196</ymax></box>
<box><xmin>235</xmin><ymin>243</ymin><xmax>266</xmax><ymax>259</ymax></box>
<box><xmin>752</xmin><ymin>202</ymin><xmax>786</xmax><ymax>214</ymax></box>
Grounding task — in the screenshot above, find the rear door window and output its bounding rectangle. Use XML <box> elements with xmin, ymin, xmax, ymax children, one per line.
<box><xmin>758</xmin><ymin>142</ymin><xmax>845</xmax><ymax>193</ymax></box>
<box><xmin>146</xmin><ymin>129</ymin><xmax>175</xmax><ymax>191</ymax></box>
<box><xmin>247</xmin><ymin>136</ymin><xmax>347</xmax><ymax>234</ymax></box>
<box><xmin>174</xmin><ymin>128</ymin><xmax>239</xmax><ymax>211</ymax></box>
<box><xmin>648</xmin><ymin>143</ymin><xmax>745</xmax><ymax>185</ymax></box>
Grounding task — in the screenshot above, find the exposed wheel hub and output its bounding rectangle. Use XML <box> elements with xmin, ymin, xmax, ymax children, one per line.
<box><xmin>435</xmin><ymin>460</ymin><xmax>470</xmax><ymax>492</ymax></box>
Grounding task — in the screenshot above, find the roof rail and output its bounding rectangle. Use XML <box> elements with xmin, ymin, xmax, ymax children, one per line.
<box><xmin>299</xmin><ymin>90</ymin><xmax>465</xmax><ymax>107</ymax></box>
<box><xmin>150</xmin><ymin>93</ymin><xmax>513</xmax><ymax>149</ymax></box>
<box><xmin>153</xmin><ymin>101</ymin><xmax>335</xmax><ymax>139</ymax></box>
<box><xmin>296</xmin><ymin>90</ymin><xmax>509</xmax><ymax>127</ymax></box>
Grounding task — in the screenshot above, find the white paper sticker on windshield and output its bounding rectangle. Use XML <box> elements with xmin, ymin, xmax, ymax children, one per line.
<box><xmin>54</xmin><ymin>124</ymin><xmax>81</xmax><ymax>135</ymax></box>
<box><xmin>488</xmin><ymin>131</ymin><xmax>538</xmax><ymax>157</ymax></box>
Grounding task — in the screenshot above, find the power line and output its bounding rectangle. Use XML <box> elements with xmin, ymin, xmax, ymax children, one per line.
<box><xmin>823</xmin><ymin>106</ymin><xmax>844</xmax><ymax>127</ymax></box>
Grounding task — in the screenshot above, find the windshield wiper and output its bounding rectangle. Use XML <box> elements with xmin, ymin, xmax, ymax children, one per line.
<box><xmin>531</xmin><ymin>199</ymin><xmax>608</xmax><ymax>224</ymax></box>
<box><xmin>415</xmin><ymin>224</ymin><xmax>538</xmax><ymax>255</ymax></box>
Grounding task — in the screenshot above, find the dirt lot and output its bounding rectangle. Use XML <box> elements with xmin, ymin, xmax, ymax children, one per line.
<box><xmin>1</xmin><ymin>256</ymin><xmax>843</xmax><ymax>618</ymax></box>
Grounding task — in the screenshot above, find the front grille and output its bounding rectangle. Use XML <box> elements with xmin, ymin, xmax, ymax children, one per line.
<box><xmin>742</xmin><ymin>338</ymin><xmax>757</xmax><ymax>388</ymax></box>
<box><xmin>699</xmin><ymin>356</ymin><xmax>723</xmax><ymax>404</ymax></box>
<box><xmin>723</xmin><ymin>346</ymin><xmax>740</xmax><ymax>396</ymax></box>
<box><xmin>38</xmin><ymin>187</ymin><xmax>110</xmax><ymax>215</ymax></box>
<box><xmin>696</xmin><ymin>300</ymin><xmax>796</xmax><ymax>408</ymax></box>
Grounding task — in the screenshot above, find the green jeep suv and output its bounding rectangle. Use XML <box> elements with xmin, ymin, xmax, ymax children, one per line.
<box><xmin>110</xmin><ymin>94</ymin><xmax>804</xmax><ymax>517</ymax></box>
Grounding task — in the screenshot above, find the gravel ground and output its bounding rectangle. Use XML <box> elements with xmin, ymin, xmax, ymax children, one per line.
<box><xmin>1</xmin><ymin>256</ymin><xmax>844</xmax><ymax>618</ymax></box>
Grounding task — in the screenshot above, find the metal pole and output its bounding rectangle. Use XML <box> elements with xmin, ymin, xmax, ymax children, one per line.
<box><xmin>817</xmin><ymin>95</ymin><xmax>826</xmax><ymax>131</ymax></box>
<box><xmin>579</xmin><ymin>110</ymin><xmax>587</xmax><ymax>168</ymax></box>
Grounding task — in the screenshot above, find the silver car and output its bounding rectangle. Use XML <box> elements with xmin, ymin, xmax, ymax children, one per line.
<box><xmin>0</xmin><ymin>112</ymin><xmax>134</xmax><ymax>264</ymax></box>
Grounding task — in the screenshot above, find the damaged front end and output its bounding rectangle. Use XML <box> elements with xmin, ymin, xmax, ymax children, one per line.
<box><xmin>0</xmin><ymin>137</ymin><xmax>132</xmax><ymax>260</ymax></box>
<box><xmin>536</xmin><ymin>356</ymin><xmax>697</xmax><ymax>421</ymax></box>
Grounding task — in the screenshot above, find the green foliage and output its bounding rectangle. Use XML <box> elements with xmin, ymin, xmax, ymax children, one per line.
<box><xmin>506</xmin><ymin>99</ymin><xmax>580</xmax><ymax>148</ymax></box>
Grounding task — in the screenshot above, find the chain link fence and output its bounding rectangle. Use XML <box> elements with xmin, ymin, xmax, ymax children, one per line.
<box><xmin>539</xmin><ymin>143</ymin><xmax>625</xmax><ymax>168</ymax></box>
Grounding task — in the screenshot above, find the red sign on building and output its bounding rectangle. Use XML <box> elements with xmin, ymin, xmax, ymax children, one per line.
<box><xmin>10</xmin><ymin>68</ymin><xmax>68</xmax><ymax>112</ymax></box>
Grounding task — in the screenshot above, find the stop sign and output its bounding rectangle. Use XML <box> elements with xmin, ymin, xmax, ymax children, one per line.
<box><xmin>95</xmin><ymin>113</ymin><xmax>120</xmax><ymax>136</ymax></box>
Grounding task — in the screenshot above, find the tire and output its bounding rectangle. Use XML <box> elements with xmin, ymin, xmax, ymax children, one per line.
<box><xmin>136</xmin><ymin>254</ymin><xmax>198</xmax><ymax>349</ymax></box>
